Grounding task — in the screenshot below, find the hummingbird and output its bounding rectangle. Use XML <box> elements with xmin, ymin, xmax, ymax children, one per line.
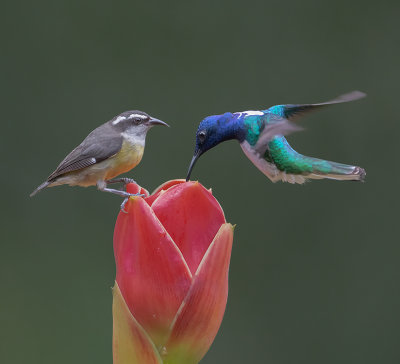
<box><xmin>186</xmin><ymin>91</ymin><xmax>366</xmax><ymax>183</ymax></box>
<box><xmin>30</xmin><ymin>110</ymin><xmax>169</xmax><ymax>210</ymax></box>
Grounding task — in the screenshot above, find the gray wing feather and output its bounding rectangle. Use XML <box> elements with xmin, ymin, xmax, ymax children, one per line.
<box><xmin>47</xmin><ymin>123</ymin><xmax>122</xmax><ymax>181</ymax></box>
<box><xmin>254</xmin><ymin>115</ymin><xmax>303</xmax><ymax>155</ymax></box>
<box><xmin>281</xmin><ymin>91</ymin><xmax>366</xmax><ymax>121</ymax></box>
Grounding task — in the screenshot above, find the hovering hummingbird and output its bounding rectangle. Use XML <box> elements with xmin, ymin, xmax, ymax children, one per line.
<box><xmin>30</xmin><ymin>110</ymin><xmax>169</xmax><ymax>210</ymax></box>
<box><xmin>186</xmin><ymin>91</ymin><xmax>366</xmax><ymax>183</ymax></box>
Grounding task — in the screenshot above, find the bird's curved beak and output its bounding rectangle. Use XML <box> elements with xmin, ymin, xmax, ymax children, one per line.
<box><xmin>186</xmin><ymin>150</ymin><xmax>201</xmax><ymax>181</ymax></box>
<box><xmin>149</xmin><ymin>117</ymin><xmax>169</xmax><ymax>127</ymax></box>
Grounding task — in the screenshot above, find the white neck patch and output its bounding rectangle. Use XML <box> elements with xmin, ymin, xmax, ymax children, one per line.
<box><xmin>235</xmin><ymin>110</ymin><xmax>264</xmax><ymax>118</ymax></box>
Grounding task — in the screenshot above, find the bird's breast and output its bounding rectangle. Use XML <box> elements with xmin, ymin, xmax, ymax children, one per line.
<box><xmin>105</xmin><ymin>140</ymin><xmax>145</xmax><ymax>180</ymax></box>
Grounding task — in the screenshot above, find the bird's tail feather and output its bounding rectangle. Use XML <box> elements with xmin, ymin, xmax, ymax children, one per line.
<box><xmin>264</xmin><ymin>137</ymin><xmax>366</xmax><ymax>183</ymax></box>
<box><xmin>30</xmin><ymin>181</ymin><xmax>50</xmax><ymax>197</ymax></box>
<box><xmin>302</xmin><ymin>157</ymin><xmax>366</xmax><ymax>182</ymax></box>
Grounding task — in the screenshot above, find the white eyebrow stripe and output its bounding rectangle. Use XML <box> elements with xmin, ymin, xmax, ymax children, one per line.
<box><xmin>112</xmin><ymin>116</ymin><xmax>127</xmax><ymax>125</ymax></box>
<box><xmin>128</xmin><ymin>113</ymin><xmax>147</xmax><ymax>120</ymax></box>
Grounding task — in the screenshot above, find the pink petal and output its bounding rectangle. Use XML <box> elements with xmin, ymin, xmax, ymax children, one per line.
<box><xmin>126</xmin><ymin>182</ymin><xmax>150</xmax><ymax>197</ymax></box>
<box><xmin>144</xmin><ymin>190</ymin><xmax>164</xmax><ymax>206</ymax></box>
<box><xmin>145</xmin><ymin>180</ymin><xmax>186</xmax><ymax>206</ymax></box>
<box><xmin>162</xmin><ymin>224</ymin><xmax>234</xmax><ymax>364</ymax></box>
<box><xmin>152</xmin><ymin>182</ymin><xmax>226</xmax><ymax>274</ymax></box>
<box><xmin>151</xmin><ymin>179</ymin><xmax>186</xmax><ymax>196</ymax></box>
<box><xmin>113</xmin><ymin>283</ymin><xmax>162</xmax><ymax>364</ymax></box>
<box><xmin>114</xmin><ymin>197</ymin><xmax>192</xmax><ymax>348</ymax></box>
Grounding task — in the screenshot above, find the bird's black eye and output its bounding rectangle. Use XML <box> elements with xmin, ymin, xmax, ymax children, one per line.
<box><xmin>133</xmin><ymin>117</ymin><xmax>143</xmax><ymax>124</ymax></box>
<box><xmin>198</xmin><ymin>130</ymin><xmax>206</xmax><ymax>143</ymax></box>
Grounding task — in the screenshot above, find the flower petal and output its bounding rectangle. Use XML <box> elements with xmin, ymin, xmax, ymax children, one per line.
<box><xmin>113</xmin><ymin>283</ymin><xmax>162</xmax><ymax>364</ymax></box>
<box><xmin>126</xmin><ymin>182</ymin><xmax>150</xmax><ymax>197</ymax></box>
<box><xmin>152</xmin><ymin>182</ymin><xmax>226</xmax><ymax>274</ymax></box>
<box><xmin>114</xmin><ymin>197</ymin><xmax>192</xmax><ymax>348</ymax></box>
<box><xmin>144</xmin><ymin>190</ymin><xmax>165</xmax><ymax>207</ymax></box>
<box><xmin>162</xmin><ymin>224</ymin><xmax>234</xmax><ymax>364</ymax></box>
<box><xmin>146</xmin><ymin>180</ymin><xmax>186</xmax><ymax>206</ymax></box>
<box><xmin>151</xmin><ymin>179</ymin><xmax>186</xmax><ymax>196</ymax></box>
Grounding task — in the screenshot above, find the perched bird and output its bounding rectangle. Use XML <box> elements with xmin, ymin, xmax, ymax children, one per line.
<box><xmin>187</xmin><ymin>91</ymin><xmax>366</xmax><ymax>183</ymax></box>
<box><xmin>30</xmin><ymin>110</ymin><xmax>168</xmax><ymax>209</ymax></box>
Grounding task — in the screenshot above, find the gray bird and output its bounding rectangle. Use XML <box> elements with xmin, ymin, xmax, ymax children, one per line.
<box><xmin>30</xmin><ymin>110</ymin><xmax>168</xmax><ymax>209</ymax></box>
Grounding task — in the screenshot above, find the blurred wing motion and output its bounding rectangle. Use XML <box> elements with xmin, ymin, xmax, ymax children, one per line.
<box><xmin>240</xmin><ymin>91</ymin><xmax>366</xmax><ymax>184</ymax></box>
<box><xmin>255</xmin><ymin>114</ymin><xmax>304</xmax><ymax>147</ymax></box>
<box><xmin>269</xmin><ymin>90</ymin><xmax>366</xmax><ymax>122</ymax></box>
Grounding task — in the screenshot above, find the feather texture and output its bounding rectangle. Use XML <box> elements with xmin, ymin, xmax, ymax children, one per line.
<box><xmin>47</xmin><ymin>124</ymin><xmax>122</xmax><ymax>181</ymax></box>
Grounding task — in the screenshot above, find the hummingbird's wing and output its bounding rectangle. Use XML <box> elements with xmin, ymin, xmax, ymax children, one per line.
<box><xmin>47</xmin><ymin>125</ymin><xmax>122</xmax><ymax>181</ymax></box>
<box><xmin>268</xmin><ymin>91</ymin><xmax>366</xmax><ymax>121</ymax></box>
<box><xmin>254</xmin><ymin>115</ymin><xmax>303</xmax><ymax>151</ymax></box>
<box><xmin>240</xmin><ymin>115</ymin><xmax>308</xmax><ymax>184</ymax></box>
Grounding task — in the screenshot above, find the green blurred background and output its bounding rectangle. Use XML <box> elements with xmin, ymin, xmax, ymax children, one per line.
<box><xmin>1</xmin><ymin>0</ymin><xmax>399</xmax><ymax>363</ymax></box>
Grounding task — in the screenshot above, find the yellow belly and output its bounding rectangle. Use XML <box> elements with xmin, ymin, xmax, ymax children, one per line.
<box><xmin>104</xmin><ymin>142</ymin><xmax>144</xmax><ymax>180</ymax></box>
<box><xmin>54</xmin><ymin>141</ymin><xmax>144</xmax><ymax>187</ymax></box>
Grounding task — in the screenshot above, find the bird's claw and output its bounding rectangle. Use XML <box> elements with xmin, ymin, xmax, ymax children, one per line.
<box><xmin>120</xmin><ymin>193</ymin><xmax>146</xmax><ymax>213</ymax></box>
<box><xmin>121</xmin><ymin>178</ymin><xmax>137</xmax><ymax>186</ymax></box>
<box><xmin>106</xmin><ymin>178</ymin><xmax>138</xmax><ymax>188</ymax></box>
<box><xmin>121</xmin><ymin>198</ymin><xmax>129</xmax><ymax>213</ymax></box>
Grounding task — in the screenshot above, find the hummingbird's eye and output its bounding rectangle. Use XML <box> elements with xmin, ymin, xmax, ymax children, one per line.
<box><xmin>198</xmin><ymin>130</ymin><xmax>206</xmax><ymax>143</ymax></box>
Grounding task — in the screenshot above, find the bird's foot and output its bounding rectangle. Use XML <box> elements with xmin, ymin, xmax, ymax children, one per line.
<box><xmin>121</xmin><ymin>198</ymin><xmax>129</xmax><ymax>213</ymax></box>
<box><xmin>106</xmin><ymin>178</ymin><xmax>137</xmax><ymax>188</ymax></box>
<box><xmin>97</xmin><ymin>181</ymin><xmax>145</xmax><ymax>211</ymax></box>
<box><xmin>120</xmin><ymin>193</ymin><xmax>145</xmax><ymax>213</ymax></box>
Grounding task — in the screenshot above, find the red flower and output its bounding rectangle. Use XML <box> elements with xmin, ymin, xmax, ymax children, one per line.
<box><xmin>113</xmin><ymin>180</ymin><xmax>234</xmax><ymax>364</ymax></box>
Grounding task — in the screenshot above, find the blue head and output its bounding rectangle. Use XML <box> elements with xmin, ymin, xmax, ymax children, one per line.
<box><xmin>186</xmin><ymin>112</ymin><xmax>244</xmax><ymax>180</ymax></box>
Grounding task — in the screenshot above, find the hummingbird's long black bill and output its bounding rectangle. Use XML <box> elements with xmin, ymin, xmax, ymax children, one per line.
<box><xmin>149</xmin><ymin>118</ymin><xmax>169</xmax><ymax>127</ymax></box>
<box><xmin>186</xmin><ymin>152</ymin><xmax>200</xmax><ymax>181</ymax></box>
